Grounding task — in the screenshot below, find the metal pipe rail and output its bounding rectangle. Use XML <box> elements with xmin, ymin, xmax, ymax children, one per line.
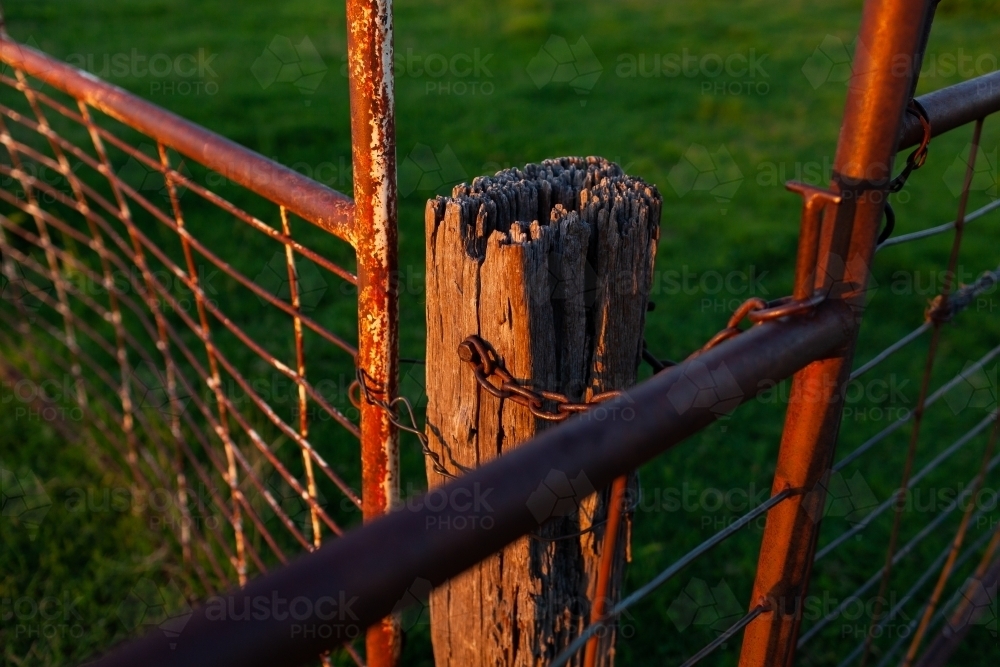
<box><xmin>0</xmin><ymin>36</ymin><xmax>355</xmax><ymax>239</ymax></box>
<box><xmin>899</xmin><ymin>70</ymin><xmax>1000</xmax><ymax>150</ymax></box>
<box><xmin>85</xmin><ymin>299</ymin><xmax>855</xmax><ymax>667</ymax></box>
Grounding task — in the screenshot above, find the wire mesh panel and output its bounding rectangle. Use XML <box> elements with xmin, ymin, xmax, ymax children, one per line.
<box><xmin>0</xmin><ymin>35</ymin><xmax>387</xmax><ymax>633</ymax></box>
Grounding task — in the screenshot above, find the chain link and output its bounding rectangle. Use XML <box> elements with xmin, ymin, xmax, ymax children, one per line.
<box><xmin>458</xmin><ymin>335</ymin><xmax>624</xmax><ymax>422</ymax></box>
<box><xmin>692</xmin><ymin>291</ymin><xmax>826</xmax><ymax>359</ymax></box>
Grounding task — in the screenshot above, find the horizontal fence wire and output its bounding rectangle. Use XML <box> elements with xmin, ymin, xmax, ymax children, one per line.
<box><xmin>849</xmin><ymin>262</ymin><xmax>999</xmax><ymax>383</ymax></box>
<box><xmin>851</xmin><ymin>322</ymin><xmax>932</xmax><ymax>381</ymax></box>
<box><xmin>872</xmin><ymin>530</ymin><xmax>1000</xmax><ymax>667</ymax></box>
<box><xmin>0</xmin><ymin>42</ymin><xmax>368</xmax><ymax>619</ymax></box>
<box><xmin>876</xmin><ymin>198</ymin><xmax>1000</xmax><ymax>251</ymax></box>
<box><xmin>679</xmin><ymin>604</ymin><xmax>770</xmax><ymax>667</ymax></box>
<box><xmin>835</xmin><ymin>341</ymin><xmax>1000</xmax><ymax>473</ymax></box>
<box><xmin>817</xmin><ymin>411</ymin><xmax>998</xmax><ymax>562</ymax></box>
<box><xmin>549</xmin><ymin>488</ymin><xmax>797</xmax><ymax>667</ymax></box>
<box><xmin>835</xmin><ymin>522</ymin><xmax>1000</xmax><ymax>667</ymax></box>
<box><xmin>799</xmin><ymin>449</ymin><xmax>1000</xmax><ymax>646</ymax></box>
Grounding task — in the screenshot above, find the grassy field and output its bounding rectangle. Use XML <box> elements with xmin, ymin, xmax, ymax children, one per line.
<box><xmin>2</xmin><ymin>0</ymin><xmax>1000</xmax><ymax>664</ymax></box>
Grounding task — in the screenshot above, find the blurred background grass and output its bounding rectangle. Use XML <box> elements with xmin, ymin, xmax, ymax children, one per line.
<box><xmin>2</xmin><ymin>0</ymin><xmax>999</xmax><ymax>664</ymax></box>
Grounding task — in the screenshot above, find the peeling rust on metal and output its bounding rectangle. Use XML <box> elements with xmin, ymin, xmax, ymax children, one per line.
<box><xmin>347</xmin><ymin>0</ymin><xmax>401</xmax><ymax>664</ymax></box>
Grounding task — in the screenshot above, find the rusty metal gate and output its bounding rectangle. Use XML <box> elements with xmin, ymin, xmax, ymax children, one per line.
<box><xmin>2</xmin><ymin>0</ymin><xmax>1000</xmax><ymax>666</ymax></box>
<box><xmin>0</xmin><ymin>1</ymin><xmax>399</xmax><ymax>664</ymax></box>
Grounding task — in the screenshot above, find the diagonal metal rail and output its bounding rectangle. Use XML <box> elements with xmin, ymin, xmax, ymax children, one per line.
<box><xmin>83</xmin><ymin>298</ymin><xmax>855</xmax><ymax>667</ymax></box>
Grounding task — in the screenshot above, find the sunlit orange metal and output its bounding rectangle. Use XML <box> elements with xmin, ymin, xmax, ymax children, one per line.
<box><xmin>583</xmin><ymin>475</ymin><xmax>628</xmax><ymax>667</ymax></box>
<box><xmin>345</xmin><ymin>0</ymin><xmax>401</xmax><ymax>665</ymax></box>
<box><xmin>737</xmin><ymin>1</ymin><xmax>935</xmax><ymax>665</ymax></box>
<box><xmin>913</xmin><ymin>538</ymin><xmax>1000</xmax><ymax>667</ymax></box>
<box><xmin>1</xmin><ymin>22</ymin><xmax>399</xmax><ymax>664</ymax></box>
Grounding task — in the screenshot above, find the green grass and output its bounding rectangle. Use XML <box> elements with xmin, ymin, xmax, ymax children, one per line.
<box><xmin>2</xmin><ymin>0</ymin><xmax>1000</xmax><ymax>664</ymax></box>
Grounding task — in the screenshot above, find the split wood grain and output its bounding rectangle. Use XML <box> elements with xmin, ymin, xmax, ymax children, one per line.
<box><xmin>425</xmin><ymin>157</ymin><xmax>661</xmax><ymax>666</ymax></box>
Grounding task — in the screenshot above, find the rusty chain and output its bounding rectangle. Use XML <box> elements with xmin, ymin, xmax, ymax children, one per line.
<box><xmin>352</xmin><ymin>340</ymin><xmax>637</xmax><ymax>540</ymax></box>
<box><xmin>456</xmin><ymin>334</ymin><xmax>641</xmax><ymax>542</ymax></box>
<box><xmin>693</xmin><ymin>292</ymin><xmax>826</xmax><ymax>358</ymax></box>
<box><xmin>353</xmin><ymin>279</ymin><xmax>828</xmax><ymax>487</ymax></box>
<box><xmin>457</xmin><ymin>335</ymin><xmax>625</xmax><ymax>422</ymax></box>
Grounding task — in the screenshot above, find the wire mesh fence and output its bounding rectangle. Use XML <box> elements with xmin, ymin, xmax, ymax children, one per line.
<box><xmin>0</xmin><ymin>35</ymin><xmax>385</xmax><ymax>664</ymax></box>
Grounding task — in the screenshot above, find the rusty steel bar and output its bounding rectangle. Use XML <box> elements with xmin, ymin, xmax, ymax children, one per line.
<box><xmin>345</xmin><ymin>0</ymin><xmax>400</xmax><ymax>664</ymax></box>
<box><xmin>81</xmin><ymin>296</ymin><xmax>853</xmax><ymax>667</ymax></box>
<box><xmin>900</xmin><ymin>70</ymin><xmax>1000</xmax><ymax>149</ymax></box>
<box><xmin>0</xmin><ymin>36</ymin><xmax>354</xmax><ymax>239</ymax></box>
<box><xmin>737</xmin><ymin>2</ymin><xmax>934</xmax><ymax>665</ymax></box>
<box><xmin>913</xmin><ymin>550</ymin><xmax>1000</xmax><ymax>666</ymax></box>
<box><xmin>860</xmin><ymin>116</ymin><xmax>984</xmax><ymax>665</ymax></box>
<box><xmin>281</xmin><ymin>206</ymin><xmax>323</xmax><ymax>550</ymax></box>
<box><xmin>582</xmin><ymin>475</ymin><xmax>628</xmax><ymax>667</ymax></box>
<box><xmin>902</xmin><ymin>416</ymin><xmax>999</xmax><ymax>665</ymax></box>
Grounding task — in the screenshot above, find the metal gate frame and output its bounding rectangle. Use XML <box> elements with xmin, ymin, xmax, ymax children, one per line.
<box><xmin>739</xmin><ymin>1</ymin><xmax>937</xmax><ymax>663</ymax></box>
<box><xmin>0</xmin><ymin>0</ymin><xmax>401</xmax><ymax>663</ymax></box>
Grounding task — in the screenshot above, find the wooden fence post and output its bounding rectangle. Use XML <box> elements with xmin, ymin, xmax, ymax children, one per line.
<box><xmin>424</xmin><ymin>158</ymin><xmax>661</xmax><ymax>666</ymax></box>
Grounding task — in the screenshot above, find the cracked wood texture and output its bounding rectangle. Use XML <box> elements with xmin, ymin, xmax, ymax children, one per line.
<box><xmin>424</xmin><ymin>158</ymin><xmax>661</xmax><ymax>666</ymax></box>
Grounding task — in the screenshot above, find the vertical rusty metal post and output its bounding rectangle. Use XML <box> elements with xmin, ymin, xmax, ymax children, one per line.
<box><xmin>346</xmin><ymin>0</ymin><xmax>400</xmax><ymax>665</ymax></box>
<box><xmin>738</xmin><ymin>2</ymin><xmax>934</xmax><ymax>665</ymax></box>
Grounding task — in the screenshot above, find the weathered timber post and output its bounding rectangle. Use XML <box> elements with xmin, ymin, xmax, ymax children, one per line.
<box><xmin>424</xmin><ymin>157</ymin><xmax>661</xmax><ymax>666</ymax></box>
